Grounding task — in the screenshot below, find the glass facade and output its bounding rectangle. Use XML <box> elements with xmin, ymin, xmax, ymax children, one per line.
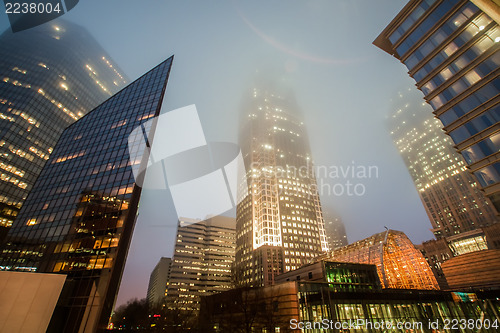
<box><xmin>201</xmin><ymin>277</ymin><xmax>500</xmax><ymax>333</ymax></box>
<box><xmin>323</xmin><ymin>261</ymin><xmax>381</xmax><ymax>291</ymax></box>
<box><xmin>374</xmin><ymin>0</ymin><xmax>500</xmax><ymax>212</ymax></box>
<box><xmin>298</xmin><ymin>282</ymin><xmax>499</xmax><ymax>333</ymax></box>
<box><xmin>389</xmin><ymin>87</ymin><xmax>497</xmax><ymax>238</ymax></box>
<box><xmin>0</xmin><ymin>56</ymin><xmax>173</xmax><ymax>332</ymax></box>
<box><xmin>0</xmin><ymin>19</ymin><xmax>128</xmax><ymax>241</ymax></box>
<box><xmin>235</xmin><ymin>86</ymin><xmax>328</xmax><ymax>286</ymax></box>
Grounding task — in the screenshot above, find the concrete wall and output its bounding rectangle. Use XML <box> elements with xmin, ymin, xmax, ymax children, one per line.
<box><xmin>0</xmin><ymin>271</ymin><xmax>66</xmax><ymax>333</ymax></box>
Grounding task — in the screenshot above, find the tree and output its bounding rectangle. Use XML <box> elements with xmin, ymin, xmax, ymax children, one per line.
<box><xmin>109</xmin><ymin>298</ymin><xmax>199</xmax><ymax>332</ymax></box>
<box><xmin>111</xmin><ymin>298</ymin><xmax>149</xmax><ymax>331</ymax></box>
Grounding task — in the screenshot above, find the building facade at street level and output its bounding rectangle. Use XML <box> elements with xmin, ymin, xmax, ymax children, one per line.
<box><xmin>236</xmin><ymin>84</ymin><xmax>328</xmax><ymax>287</ymax></box>
<box><xmin>417</xmin><ymin>238</ymin><xmax>454</xmax><ymax>288</ymax></box>
<box><xmin>418</xmin><ymin>222</ymin><xmax>500</xmax><ymax>288</ymax></box>
<box><xmin>0</xmin><ymin>57</ymin><xmax>173</xmax><ymax>333</ymax></box>
<box><xmin>165</xmin><ymin>216</ymin><xmax>235</xmax><ymax>312</ymax></box>
<box><xmin>200</xmin><ymin>261</ymin><xmax>500</xmax><ymax>333</ymax></box>
<box><xmin>389</xmin><ymin>86</ymin><xmax>498</xmax><ymax>239</ymax></box>
<box><xmin>374</xmin><ymin>0</ymin><xmax>500</xmax><ymax>213</ymax></box>
<box><xmin>323</xmin><ymin>210</ymin><xmax>348</xmax><ymax>250</ymax></box>
<box><xmin>200</xmin><ymin>280</ymin><xmax>300</xmax><ymax>333</ymax></box>
<box><xmin>147</xmin><ymin>257</ymin><xmax>172</xmax><ymax>307</ymax></box>
<box><xmin>441</xmin><ymin>248</ymin><xmax>500</xmax><ymax>289</ymax></box>
<box><xmin>0</xmin><ymin>20</ymin><xmax>128</xmax><ymax>242</ymax></box>
<box><xmin>317</xmin><ymin>229</ymin><xmax>440</xmax><ymax>290</ymax></box>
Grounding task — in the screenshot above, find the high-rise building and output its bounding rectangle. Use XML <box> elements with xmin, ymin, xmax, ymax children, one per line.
<box><xmin>323</xmin><ymin>211</ymin><xmax>348</xmax><ymax>250</ymax></box>
<box><xmin>235</xmin><ymin>85</ymin><xmax>328</xmax><ymax>287</ymax></box>
<box><xmin>165</xmin><ymin>216</ymin><xmax>235</xmax><ymax>312</ymax></box>
<box><xmin>0</xmin><ymin>57</ymin><xmax>173</xmax><ymax>332</ymax></box>
<box><xmin>374</xmin><ymin>0</ymin><xmax>500</xmax><ymax>213</ymax></box>
<box><xmin>0</xmin><ymin>20</ymin><xmax>128</xmax><ymax>241</ymax></box>
<box><xmin>147</xmin><ymin>257</ymin><xmax>171</xmax><ymax>307</ymax></box>
<box><xmin>389</xmin><ymin>86</ymin><xmax>497</xmax><ymax>238</ymax></box>
<box><xmin>318</xmin><ymin>229</ymin><xmax>440</xmax><ymax>290</ymax></box>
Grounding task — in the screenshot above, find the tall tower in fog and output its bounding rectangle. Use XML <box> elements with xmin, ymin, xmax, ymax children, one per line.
<box><xmin>323</xmin><ymin>210</ymin><xmax>348</xmax><ymax>250</ymax></box>
<box><xmin>235</xmin><ymin>83</ymin><xmax>328</xmax><ymax>286</ymax></box>
<box><xmin>374</xmin><ymin>0</ymin><xmax>500</xmax><ymax>214</ymax></box>
<box><xmin>389</xmin><ymin>87</ymin><xmax>497</xmax><ymax>238</ymax></box>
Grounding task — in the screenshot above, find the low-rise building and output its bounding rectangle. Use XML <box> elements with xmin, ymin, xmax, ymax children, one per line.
<box><xmin>201</xmin><ymin>260</ymin><xmax>500</xmax><ymax>333</ymax></box>
<box><xmin>441</xmin><ymin>249</ymin><xmax>500</xmax><ymax>290</ymax></box>
<box><xmin>317</xmin><ymin>229</ymin><xmax>439</xmax><ymax>290</ymax></box>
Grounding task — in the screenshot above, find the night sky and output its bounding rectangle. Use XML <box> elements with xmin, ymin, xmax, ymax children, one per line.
<box><xmin>0</xmin><ymin>0</ymin><xmax>438</xmax><ymax>307</ymax></box>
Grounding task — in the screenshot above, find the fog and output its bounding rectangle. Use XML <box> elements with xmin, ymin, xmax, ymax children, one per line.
<box><xmin>0</xmin><ymin>0</ymin><xmax>437</xmax><ymax>306</ymax></box>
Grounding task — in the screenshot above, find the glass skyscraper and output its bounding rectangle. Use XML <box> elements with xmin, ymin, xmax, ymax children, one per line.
<box><xmin>0</xmin><ymin>56</ymin><xmax>173</xmax><ymax>332</ymax></box>
<box><xmin>389</xmin><ymin>86</ymin><xmax>497</xmax><ymax>238</ymax></box>
<box><xmin>235</xmin><ymin>85</ymin><xmax>328</xmax><ymax>286</ymax></box>
<box><xmin>374</xmin><ymin>0</ymin><xmax>500</xmax><ymax>212</ymax></box>
<box><xmin>0</xmin><ymin>20</ymin><xmax>128</xmax><ymax>241</ymax></box>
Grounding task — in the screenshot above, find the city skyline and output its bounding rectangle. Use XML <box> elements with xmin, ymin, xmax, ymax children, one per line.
<box><xmin>2</xmin><ymin>0</ymin><xmax>494</xmax><ymax>307</ymax></box>
<box><xmin>0</xmin><ymin>0</ymin><xmax>436</xmax><ymax>243</ymax></box>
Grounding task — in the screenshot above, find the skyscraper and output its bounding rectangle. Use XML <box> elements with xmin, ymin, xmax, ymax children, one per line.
<box><xmin>318</xmin><ymin>229</ymin><xmax>439</xmax><ymax>290</ymax></box>
<box><xmin>236</xmin><ymin>85</ymin><xmax>328</xmax><ymax>287</ymax></box>
<box><xmin>374</xmin><ymin>0</ymin><xmax>500</xmax><ymax>212</ymax></box>
<box><xmin>389</xmin><ymin>86</ymin><xmax>497</xmax><ymax>238</ymax></box>
<box><xmin>0</xmin><ymin>20</ymin><xmax>127</xmax><ymax>241</ymax></box>
<box><xmin>0</xmin><ymin>56</ymin><xmax>173</xmax><ymax>332</ymax></box>
<box><xmin>166</xmin><ymin>216</ymin><xmax>235</xmax><ymax>312</ymax></box>
<box><xmin>147</xmin><ymin>257</ymin><xmax>172</xmax><ymax>307</ymax></box>
<box><xmin>323</xmin><ymin>211</ymin><xmax>348</xmax><ymax>250</ymax></box>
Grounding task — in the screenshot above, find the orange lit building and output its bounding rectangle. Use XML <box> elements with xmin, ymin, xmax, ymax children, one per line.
<box><xmin>317</xmin><ymin>229</ymin><xmax>439</xmax><ymax>290</ymax></box>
